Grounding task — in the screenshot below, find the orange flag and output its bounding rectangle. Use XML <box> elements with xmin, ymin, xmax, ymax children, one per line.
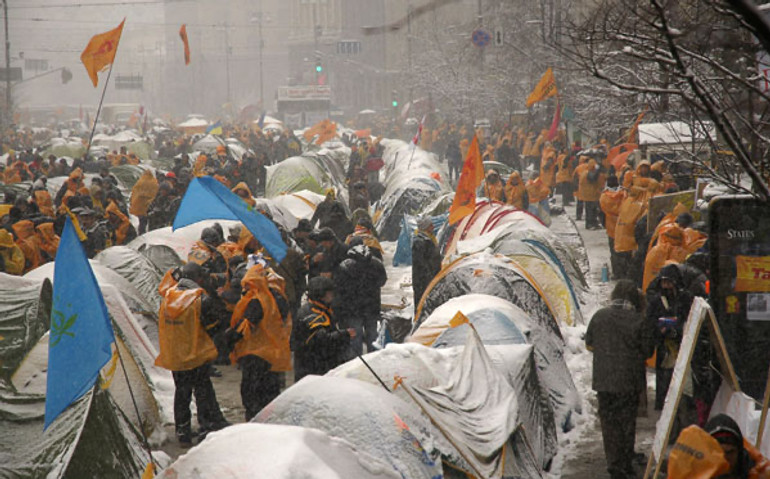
<box><xmin>525</xmin><ymin>67</ymin><xmax>558</xmax><ymax>108</ymax></box>
<box><xmin>448</xmin><ymin>135</ymin><xmax>484</xmax><ymax>225</ymax></box>
<box><xmin>624</xmin><ymin>105</ymin><xmax>649</xmax><ymax>144</ymax></box>
<box><xmin>179</xmin><ymin>24</ymin><xmax>190</xmax><ymax>66</ymax></box>
<box><xmin>303</xmin><ymin>119</ymin><xmax>337</xmax><ymax>145</ymax></box>
<box><xmin>80</xmin><ymin>19</ymin><xmax>125</xmax><ymax>87</ymax></box>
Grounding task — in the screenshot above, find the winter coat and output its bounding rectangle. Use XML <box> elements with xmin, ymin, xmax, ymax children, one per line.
<box><xmin>572</xmin><ymin>157</ymin><xmax>591</xmax><ymax>201</ymax></box>
<box><xmin>412</xmin><ymin>230</ymin><xmax>442</xmax><ymax>306</ymax></box>
<box><xmin>540</xmin><ymin>146</ymin><xmax>557</xmax><ymax>190</ymax></box>
<box><xmin>292</xmin><ymin>299</ymin><xmax>351</xmax><ymax>381</ymax></box>
<box><xmin>614</xmin><ymin>188</ymin><xmax>648</xmax><ymax>253</ymax></box>
<box><xmin>129</xmin><ymin>170</ymin><xmax>159</xmax><ymax>217</ymax></box>
<box><xmin>578</xmin><ymin>160</ymin><xmax>606</xmax><ymax>202</ymax></box>
<box><xmin>334</xmin><ymin>246</ymin><xmax>387</xmax><ymax>320</ymax></box>
<box><xmin>585</xmin><ymin>299</ymin><xmax>655</xmax><ymax>393</ymax></box>
<box><xmin>504</xmin><ymin>172</ymin><xmax>529</xmax><ymax>210</ymax></box>
<box><xmin>600</xmin><ymin>188</ymin><xmax>625</xmax><ymax>239</ymax></box>
<box><xmin>525</xmin><ymin>177</ymin><xmax>550</xmax><ymax>204</ymax></box>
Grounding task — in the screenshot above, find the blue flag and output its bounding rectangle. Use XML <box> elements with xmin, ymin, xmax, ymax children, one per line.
<box><xmin>257</xmin><ymin>112</ymin><xmax>266</xmax><ymax>129</ymax></box>
<box><xmin>173</xmin><ymin>176</ymin><xmax>288</xmax><ymax>262</ymax></box>
<box><xmin>45</xmin><ymin>218</ymin><xmax>115</xmax><ymax>430</ymax></box>
<box><xmin>206</xmin><ymin>120</ymin><xmax>223</xmax><ymax>135</ymax></box>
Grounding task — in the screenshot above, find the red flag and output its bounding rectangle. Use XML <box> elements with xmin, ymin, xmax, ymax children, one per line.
<box><xmin>179</xmin><ymin>24</ymin><xmax>190</xmax><ymax>66</ymax></box>
<box><xmin>546</xmin><ymin>99</ymin><xmax>561</xmax><ymax>141</ymax></box>
<box><xmin>624</xmin><ymin>105</ymin><xmax>648</xmax><ymax>144</ymax></box>
<box><xmin>448</xmin><ymin>135</ymin><xmax>484</xmax><ymax>225</ymax></box>
<box><xmin>411</xmin><ymin>116</ymin><xmax>426</xmax><ymax>147</ymax></box>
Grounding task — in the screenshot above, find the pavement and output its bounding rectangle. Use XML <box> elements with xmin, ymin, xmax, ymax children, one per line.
<box><xmin>558</xmin><ymin>200</ymin><xmax>661</xmax><ymax>479</ymax></box>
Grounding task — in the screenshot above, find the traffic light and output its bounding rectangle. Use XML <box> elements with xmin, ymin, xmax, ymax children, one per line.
<box><xmin>61</xmin><ymin>67</ymin><xmax>72</xmax><ymax>84</ymax></box>
<box><xmin>391</xmin><ymin>90</ymin><xmax>398</xmax><ymax>108</ymax></box>
<box><xmin>315</xmin><ymin>61</ymin><xmax>323</xmax><ymax>73</ymax></box>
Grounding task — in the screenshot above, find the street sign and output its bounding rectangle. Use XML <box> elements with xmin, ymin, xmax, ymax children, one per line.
<box><xmin>0</xmin><ymin>67</ymin><xmax>22</xmax><ymax>82</ymax></box>
<box><xmin>471</xmin><ymin>29</ymin><xmax>491</xmax><ymax>48</ymax></box>
<box><xmin>115</xmin><ymin>74</ymin><xmax>143</xmax><ymax>90</ymax></box>
<box><xmin>494</xmin><ymin>28</ymin><xmax>503</xmax><ymax>47</ymax></box>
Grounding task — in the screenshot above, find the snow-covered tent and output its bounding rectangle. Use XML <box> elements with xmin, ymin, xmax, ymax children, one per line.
<box><xmin>270</xmin><ymin>189</ymin><xmax>325</xmax><ymax>223</ymax></box>
<box><xmin>95</xmin><ymin>246</ymin><xmax>166</xmax><ymax>313</ymax></box>
<box><xmin>375</xmin><ymin>140</ymin><xmax>450</xmax><ymax>241</ymax></box>
<box><xmin>158</xmin><ymin>423</ymin><xmax>400</xmax><ymax>479</ymax></box>
<box><xmin>46</xmin><ymin>172</ymin><xmax>131</xmax><ymax>200</ymax></box>
<box><xmin>255</xmin><ymin>375</ymin><xmax>444</xmax><ymax>479</ymax></box>
<box><xmin>128</xmin><ymin>220</ymin><xmax>241</xmax><ymax>260</ymax></box>
<box><xmin>413</xmin><ymin>277</ymin><xmax>581</xmax><ymax>431</ymax></box>
<box><xmin>110</xmin><ymin>164</ymin><xmax>153</xmax><ymax>191</ymax></box>
<box><xmin>40</xmin><ymin>137</ymin><xmax>86</xmax><ymax>159</ymax></box>
<box><xmin>329</xmin><ymin>338</ymin><xmax>556</xmax><ymax>475</ymax></box>
<box><xmin>445</xmin><ymin>200</ymin><xmax>587</xmax><ymax>287</ymax></box>
<box><xmin>91</xmin><ymin>130</ymin><xmax>155</xmax><ymax>160</ymax></box>
<box><xmin>265</xmin><ymin>148</ymin><xmax>350</xmax><ymax>203</ymax></box>
<box><xmin>191</xmin><ymin>135</ymin><xmax>251</xmax><ymax>161</ymax></box>
<box><xmin>0</xmin><ymin>274</ymin><xmax>154</xmax><ymax>478</ymax></box>
<box><xmin>177</xmin><ymin>117</ymin><xmax>208</xmax><ymax>135</ymax></box>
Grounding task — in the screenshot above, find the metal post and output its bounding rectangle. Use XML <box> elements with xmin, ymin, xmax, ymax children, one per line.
<box><xmin>258</xmin><ymin>2</ymin><xmax>264</xmax><ymax>108</ymax></box>
<box><xmin>313</xmin><ymin>1</ymin><xmax>319</xmax><ymax>84</ymax></box>
<box><xmin>224</xmin><ymin>23</ymin><xmax>231</xmax><ymax>106</ymax></box>
<box><xmin>3</xmin><ymin>0</ymin><xmax>11</xmax><ymax>127</ymax></box>
<box><xmin>407</xmin><ymin>0</ymin><xmax>413</xmax><ymax>103</ymax></box>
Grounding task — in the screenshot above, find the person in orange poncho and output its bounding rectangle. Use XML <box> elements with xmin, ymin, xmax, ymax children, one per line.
<box><xmin>504</xmin><ymin>171</ymin><xmax>529</xmax><ymax>210</ymax></box>
<box><xmin>540</xmin><ymin>143</ymin><xmax>558</xmax><ymax>192</ymax></box>
<box><xmin>12</xmin><ymin>220</ymin><xmax>44</xmax><ymax>272</ymax></box>
<box><xmin>54</xmin><ymin>167</ymin><xmax>84</xmax><ymax>208</ymax></box>
<box><xmin>130</xmin><ymin>169</ymin><xmax>159</xmax><ymax>234</ymax></box>
<box><xmin>482</xmin><ymin>169</ymin><xmax>506</xmax><ymax>202</ymax></box>
<box><xmin>225</xmin><ymin>259</ymin><xmax>291</xmax><ymax>421</ymax></box>
<box><xmin>600</xmin><ymin>174</ymin><xmax>625</xmax><ymax>279</ymax></box>
<box><xmin>642</xmin><ymin>223</ymin><xmax>689</xmax><ymax>291</ymax></box>
<box><xmin>526</xmin><ymin>172</ymin><xmax>552</xmax><ymax>225</ymax></box>
<box><xmin>105</xmin><ymin>201</ymin><xmax>137</xmax><ymax>246</ymax></box>
<box><xmin>555</xmin><ymin>151</ymin><xmax>574</xmax><ymax>207</ymax></box>
<box><xmin>704</xmin><ymin>414</ymin><xmax>770</xmax><ymax>479</ymax></box>
<box><xmin>232</xmin><ymin>182</ymin><xmax>256</xmax><ymax>208</ymax></box>
<box><xmin>573</xmin><ymin>155</ymin><xmax>591</xmax><ymax>221</ymax></box>
<box><xmin>578</xmin><ymin>159</ymin><xmax>607</xmax><ymax>230</ymax></box>
<box><xmin>36</xmin><ymin>222</ymin><xmax>60</xmax><ymax>260</ymax></box>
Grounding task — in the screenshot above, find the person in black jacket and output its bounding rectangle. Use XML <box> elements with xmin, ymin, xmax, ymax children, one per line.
<box><xmin>646</xmin><ymin>263</ymin><xmax>694</xmax><ymax>411</ymax></box>
<box><xmin>334</xmin><ymin>244</ymin><xmax>387</xmax><ymax>356</ymax></box>
<box><xmin>311</xmin><ymin>190</ymin><xmax>353</xmax><ymax>241</ymax></box>
<box><xmin>586</xmin><ymin>280</ymin><xmax>655</xmax><ymax>479</ymax></box>
<box><xmin>411</xmin><ymin>217</ymin><xmax>442</xmax><ymax>306</ymax></box>
<box><xmin>292</xmin><ymin>276</ymin><xmax>354</xmax><ymax>382</ymax></box>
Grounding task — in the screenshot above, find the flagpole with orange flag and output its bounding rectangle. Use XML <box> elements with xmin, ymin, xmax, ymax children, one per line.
<box><xmin>448</xmin><ymin>135</ymin><xmax>484</xmax><ymax>225</ymax></box>
<box><xmin>81</xmin><ymin>18</ymin><xmax>126</xmax><ymax>159</ymax></box>
<box><xmin>179</xmin><ymin>24</ymin><xmax>191</xmax><ymax>66</ymax></box>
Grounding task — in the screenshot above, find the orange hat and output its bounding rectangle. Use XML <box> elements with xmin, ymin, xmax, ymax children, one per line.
<box><xmin>216</xmin><ymin>145</ymin><xmax>226</xmax><ymax>154</ymax></box>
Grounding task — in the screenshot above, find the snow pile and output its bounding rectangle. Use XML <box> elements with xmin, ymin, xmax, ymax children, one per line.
<box><xmin>159</xmin><ymin>423</ymin><xmax>400</xmax><ymax>479</ymax></box>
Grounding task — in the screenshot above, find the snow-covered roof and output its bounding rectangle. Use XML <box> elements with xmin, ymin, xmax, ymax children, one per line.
<box><xmin>178</xmin><ymin>118</ymin><xmax>208</xmax><ymax>128</ymax></box>
<box><xmin>639</xmin><ymin>121</ymin><xmax>716</xmax><ymax>146</ymax></box>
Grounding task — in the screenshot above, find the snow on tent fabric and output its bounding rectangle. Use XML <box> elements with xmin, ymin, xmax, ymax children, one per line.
<box><xmin>375</xmin><ymin>140</ymin><xmax>451</xmax><ymax>241</ymax></box>
<box><xmin>158</xmin><ymin>423</ymin><xmax>401</xmax><ymax>479</ymax></box>
<box><xmin>265</xmin><ymin>148</ymin><xmax>349</xmax><ymax>199</ymax></box>
<box><xmin>129</xmin><ymin>219</ymin><xmax>241</xmax><ymax>260</ymax></box>
<box><xmin>329</xmin><ymin>335</ymin><xmax>556</xmax><ymax>476</ymax></box>
<box><xmin>95</xmin><ymin>245</ymin><xmax>166</xmax><ymax>313</ymax></box>
<box><xmin>0</xmin><ymin>275</ymin><xmax>154</xmax><ymax>478</ymax></box>
<box><xmin>412</xmin><ymin>293</ymin><xmax>581</xmax><ymax>432</ymax></box>
<box><xmin>445</xmin><ymin>200</ymin><xmax>588</xmax><ymax>286</ymax></box>
<box><xmin>255</xmin><ymin>375</ymin><xmax>444</xmax><ymax>479</ymax></box>
<box><xmin>269</xmin><ymin>189</ymin><xmax>325</xmax><ymax>224</ymax></box>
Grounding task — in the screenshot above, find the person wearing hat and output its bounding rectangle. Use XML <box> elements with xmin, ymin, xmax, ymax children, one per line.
<box><xmin>705</xmin><ymin>414</ymin><xmax>770</xmax><ymax>479</ymax></box>
<box><xmin>482</xmin><ymin>169</ymin><xmax>506</xmax><ymax>203</ymax></box>
<box><xmin>0</xmin><ymin>229</ymin><xmax>25</xmax><ymax>275</ymax></box>
<box><xmin>292</xmin><ymin>219</ymin><xmax>314</xmax><ymax>254</ymax></box>
<box><xmin>646</xmin><ymin>263</ymin><xmax>694</xmax><ymax>411</ymax></box>
<box><xmin>313</xmin><ymin>227</ymin><xmax>348</xmax><ymax>279</ymax></box>
<box><xmin>292</xmin><ymin>276</ymin><xmax>355</xmax><ymax>382</ymax></box>
<box><xmin>74</xmin><ymin>206</ymin><xmax>109</xmax><ymax>258</ymax></box>
<box><xmin>311</xmin><ymin>190</ymin><xmax>353</xmax><ymax>242</ymax></box>
<box><xmin>147</xmin><ymin>182</ymin><xmax>181</xmax><ymax>231</ymax></box>
<box><xmin>412</xmin><ymin>217</ymin><xmax>441</xmax><ymax>306</ymax></box>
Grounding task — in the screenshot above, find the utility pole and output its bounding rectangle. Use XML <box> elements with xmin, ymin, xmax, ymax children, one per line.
<box><xmin>3</xmin><ymin>0</ymin><xmax>11</xmax><ymax>127</ymax></box>
<box><xmin>258</xmin><ymin>2</ymin><xmax>264</xmax><ymax>108</ymax></box>
<box><xmin>407</xmin><ymin>0</ymin><xmax>413</xmax><ymax>103</ymax></box>
<box><xmin>477</xmin><ymin>0</ymin><xmax>484</xmax><ymax>72</ymax></box>
<box><xmin>224</xmin><ymin>23</ymin><xmax>232</xmax><ymax>106</ymax></box>
<box><xmin>313</xmin><ymin>1</ymin><xmax>319</xmax><ymax>84</ymax></box>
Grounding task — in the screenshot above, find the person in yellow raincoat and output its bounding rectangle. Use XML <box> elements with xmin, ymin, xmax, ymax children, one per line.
<box><xmin>231</xmin><ymin>182</ymin><xmax>256</xmax><ymax>208</ymax></box>
<box><xmin>36</xmin><ymin>222</ymin><xmax>60</xmax><ymax>260</ymax></box>
<box><xmin>504</xmin><ymin>171</ymin><xmax>528</xmax><ymax>210</ymax></box>
<box><xmin>12</xmin><ymin>220</ymin><xmax>44</xmax><ymax>272</ymax></box>
<box><xmin>642</xmin><ymin>223</ymin><xmax>689</xmax><ymax>291</ymax></box>
<box><xmin>0</xmin><ymin>229</ymin><xmax>25</xmax><ymax>275</ymax></box>
<box><xmin>155</xmin><ymin>263</ymin><xmax>230</xmax><ymax>446</ymax></box>
<box><xmin>600</xmin><ymin>175</ymin><xmax>626</xmax><ymax>279</ymax></box>
<box><xmin>225</xmin><ymin>259</ymin><xmax>292</xmax><ymax>421</ymax></box>
<box><xmin>482</xmin><ymin>169</ymin><xmax>506</xmax><ymax>202</ymax></box>
<box><xmin>130</xmin><ymin>169</ymin><xmax>159</xmax><ymax>235</ymax></box>
<box><xmin>105</xmin><ymin>201</ymin><xmax>137</xmax><ymax>246</ymax></box>
<box><xmin>540</xmin><ymin>143</ymin><xmax>558</xmax><ymax>191</ymax></box>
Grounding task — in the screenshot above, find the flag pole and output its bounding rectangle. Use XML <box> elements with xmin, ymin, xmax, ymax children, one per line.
<box><xmin>110</xmin><ymin>337</ymin><xmax>156</xmax><ymax>471</ymax></box>
<box><xmin>84</xmin><ymin>49</ymin><xmax>120</xmax><ymax>160</ymax></box>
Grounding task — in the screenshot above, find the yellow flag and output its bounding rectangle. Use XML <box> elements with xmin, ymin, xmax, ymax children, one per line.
<box><xmin>80</xmin><ymin>19</ymin><xmax>125</xmax><ymax>87</ymax></box>
<box><xmin>141</xmin><ymin>462</ymin><xmax>155</xmax><ymax>479</ymax></box>
<box><xmin>525</xmin><ymin>67</ymin><xmax>558</xmax><ymax>108</ymax></box>
<box><xmin>448</xmin><ymin>311</ymin><xmax>470</xmax><ymax>328</ymax></box>
<box><xmin>448</xmin><ymin>135</ymin><xmax>484</xmax><ymax>225</ymax></box>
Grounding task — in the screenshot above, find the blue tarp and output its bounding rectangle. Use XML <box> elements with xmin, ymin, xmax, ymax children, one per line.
<box><xmin>392</xmin><ymin>213</ymin><xmax>448</xmax><ymax>267</ymax></box>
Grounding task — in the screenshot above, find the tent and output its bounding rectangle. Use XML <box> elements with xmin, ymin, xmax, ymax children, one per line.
<box><xmin>270</xmin><ymin>189</ymin><xmax>325</xmax><ymax>224</ymax></box>
<box><xmin>158</xmin><ymin>423</ymin><xmax>400</xmax><ymax>479</ymax></box>
<box><xmin>392</xmin><ymin>212</ymin><xmax>449</xmax><ymax>267</ymax></box>
<box><xmin>407</xmin><ymin>288</ymin><xmax>581</xmax><ymax>430</ymax></box>
<box><xmin>445</xmin><ymin>200</ymin><xmax>588</xmax><ymax>286</ymax></box>
<box><xmin>375</xmin><ymin>140</ymin><xmax>450</xmax><ymax>241</ymax></box>
<box><xmin>40</xmin><ymin>137</ymin><xmax>86</xmax><ymax>160</ymax></box>
<box><xmin>329</xmin><ymin>338</ymin><xmax>556</xmax><ymax>475</ymax></box>
<box><xmin>265</xmin><ymin>149</ymin><xmax>349</xmax><ymax>199</ymax></box>
<box><xmin>0</xmin><ymin>274</ymin><xmax>154</xmax><ymax>478</ymax></box>
<box><xmin>255</xmin><ymin>375</ymin><xmax>444</xmax><ymax>479</ymax></box>
<box><xmin>91</xmin><ymin>130</ymin><xmax>155</xmax><ymax>160</ymax></box>
<box><xmin>95</xmin><ymin>246</ymin><xmax>166</xmax><ymax>313</ymax></box>
<box><xmin>128</xmin><ymin>220</ymin><xmax>241</xmax><ymax>260</ymax></box>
